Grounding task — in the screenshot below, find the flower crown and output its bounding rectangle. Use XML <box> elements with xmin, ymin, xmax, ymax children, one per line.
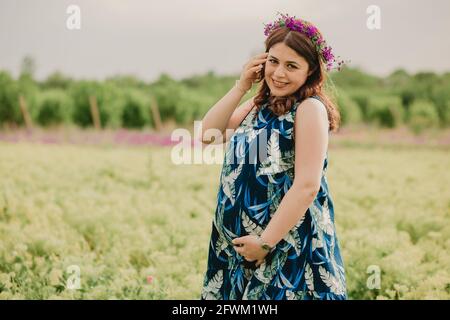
<box><xmin>263</xmin><ymin>12</ymin><xmax>348</xmax><ymax>71</ymax></box>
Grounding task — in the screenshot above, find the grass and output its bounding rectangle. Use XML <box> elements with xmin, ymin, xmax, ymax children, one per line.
<box><xmin>0</xmin><ymin>139</ymin><xmax>449</xmax><ymax>299</ymax></box>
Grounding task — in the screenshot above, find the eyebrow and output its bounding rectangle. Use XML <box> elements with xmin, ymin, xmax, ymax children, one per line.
<box><xmin>268</xmin><ymin>55</ymin><xmax>300</xmax><ymax>65</ymax></box>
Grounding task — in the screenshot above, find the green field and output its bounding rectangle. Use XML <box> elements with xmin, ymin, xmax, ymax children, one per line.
<box><xmin>0</xmin><ymin>141</ymin><xmax>449</xmax><ymax>299</ymax></box>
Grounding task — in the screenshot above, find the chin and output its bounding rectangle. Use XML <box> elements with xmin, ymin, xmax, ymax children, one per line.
<box><xmin>269</xmin><ymin>87</ymin><xmax>294</xmax><ymax>97</ymax></box>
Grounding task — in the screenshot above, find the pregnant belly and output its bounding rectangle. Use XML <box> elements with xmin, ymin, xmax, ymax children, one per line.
<box><xmin>216</xmin><ymin>202</ymin><xmax>269</xmax><ymax>244</ymax></box>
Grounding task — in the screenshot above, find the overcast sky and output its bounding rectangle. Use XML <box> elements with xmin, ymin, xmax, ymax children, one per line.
<box><xmin>1</xmin><ymin>0</ymin><xmax>449</xmax><ymax>82</ymax></box>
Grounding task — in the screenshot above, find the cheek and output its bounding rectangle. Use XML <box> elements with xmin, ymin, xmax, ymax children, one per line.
<box><xmin>265</xmin><ymin>62</ymin><xmax>276</xmax><ymax>73</ymax></box>
<box><xmin>294</xmin><ymin>72</ymin><xmax>309</xmax><ymax>84</ymax></box>
<box><xmin>264</xmin><ymin>65</ymin><xmax>270</xmax><ymax>76</ymax></box>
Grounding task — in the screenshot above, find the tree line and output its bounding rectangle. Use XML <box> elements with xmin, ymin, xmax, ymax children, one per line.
<box><xmin>0</xmin><ymin>59</ymin><xmax>449</xmax><ymax>134</ymax></box>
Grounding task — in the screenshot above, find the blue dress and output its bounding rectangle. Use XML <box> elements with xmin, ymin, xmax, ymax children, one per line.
<box><xmin>201</xmin><ymin>95</ymin><xmax>347</xmax><ymax>300</ymax></box>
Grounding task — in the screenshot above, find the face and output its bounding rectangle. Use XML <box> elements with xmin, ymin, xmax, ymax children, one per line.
<box><xmin>264</xmin><ymin>42</ymin><xmax>312</xmax><ymax>97</ymax></box>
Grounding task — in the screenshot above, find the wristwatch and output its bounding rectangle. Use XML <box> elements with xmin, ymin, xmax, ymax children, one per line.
<box><xmin>257</xmin><ymin>235</ymin><xmax>274</xmax><ymax>252</ymax></box>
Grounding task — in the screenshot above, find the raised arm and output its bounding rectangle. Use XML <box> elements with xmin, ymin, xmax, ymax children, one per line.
<box><xmin>197</xmin><ymin>52</ymin><xmax>268</xmax><ymax>145</ymax></box>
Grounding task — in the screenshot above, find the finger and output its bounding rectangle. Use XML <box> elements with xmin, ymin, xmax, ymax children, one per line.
<box><xmin>232</xmin><ymin>238</ymin><xmax>242</xmax><ymax>245</ymax></box>
<box><xmin>248</xmin><ymin>66</ymin><xmax>263</xmax><ymax>79</ymax></box>
<box><xmin>248</xmin><ymin>65</ymin><xmax>263</xmax><ymax>74</ymax></box>
<box><xmin>234</xmin><ymin>246</ymin><xmax>244</xmax><ymax>254</ymax></box>
<box><xmin>245</xmin><ymin>58</ymin><xmax>266</xmax><ymax>71</ymax></box>
<box><xmin>244</xmin><ymin>54</ymin><xmax>267</xmax><ymax>69</ymax></box>
<box><xmin>253</xmin><ymin>52</ymin><xmax>269</xmax><ymax>59</ymax></box>
<box><xmin>250</xmin><ymin>58</ymin><xmax>268</xmax><ymax>67</ymax></box>
<box><xmin>247</xmin><ymin>65</ymin><xmax>262</xmax><ymax>77</ymax></box>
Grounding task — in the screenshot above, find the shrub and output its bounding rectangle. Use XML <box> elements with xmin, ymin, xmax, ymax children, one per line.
<box><xmin>407</xmin><ymin>99</ymin><xmax>439</xmax><ymax>134</ymax></box>
<box><xmin>336</xmin><ymin>91</ymin><xmax>362</xmax><ymax>126</ymax></box>
<box><xmin>348</xmin><ymin>91</ymin><xmax>371</xmax><ymax>123</ymax></box>
<box><xmin>121</xmin><ymin>90</ymin><xmax>151</xmax><ymax>129</ymax></box>
<box><xmin>0</xmin><ymin>71</ymin><xmax>20</xmax><ymax>126</ymax></box>
<box><xmin>150</xmin><ymin>76</ymin><xmax>184</xmax><ymax>121</ymax></box>
<box><xmin>41</xmin><ymin>72</ymin><xmax>73</xmax><ymax>90</ymax></box>
<box><xmin>367</xmin><ymin>96</ymin><xmax>403</xmax><ymax>128</ymax></box>
<box><xmin>174</xmin><ymin>87</ymin><xmax>216</xmax><ymax>124</ymax></box>
<box><xmin>36</xmin><ymin>89</ymin><xmax>74</xmax><ymax>126</ymax></box>
<box><xmin>430</xmin><ymin>84</ymin><xmax>450</xmax><ymax>127</ymax></box>
<box><xmin>69</xmin><ymin>81</ymin><xmax>124</xmax><ymax>128</ymax></box>
<box><xmin>329</xmin><ymin>67</ymin><xmax>381</xmax><ymax>88</ymax></box>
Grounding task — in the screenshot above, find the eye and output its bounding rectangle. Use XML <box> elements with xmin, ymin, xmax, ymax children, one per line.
<box><xmin>268</xmin><ymin>59</ymin><xmax>277</xmax><ymax>64</ymax></box>
<box><xmin>288</xmin><ymin>64</ymin><xmax>297</xmax><ymax>69</ymax></box>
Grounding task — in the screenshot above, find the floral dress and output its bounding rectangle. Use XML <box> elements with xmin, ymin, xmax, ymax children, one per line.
<box><xmin>200</xmin><ymin>95</ymin><xmax>347</xmax><ymax>300</ymax></box>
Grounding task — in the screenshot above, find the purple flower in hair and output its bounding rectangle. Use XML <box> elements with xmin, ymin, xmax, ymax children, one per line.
<box><xmin>306</xmin><ymin>25</ymin><xmax>318</xmax><ymax>37</ymax></box>
<box><xmin>322</xmin><ymin>46</ymin><xmax>334</xmax><ymax>61</ymax></box>
<box><xmin>262</xmin><ymin>12</ymin><xmax>348</xmax><ymax>71</ymax></box>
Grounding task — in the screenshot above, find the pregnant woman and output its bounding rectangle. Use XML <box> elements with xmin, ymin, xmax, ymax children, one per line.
<box><xmin>199</xmin><ymin>13</ymin><xmax>348</xmax><ymax>300</ymax></box>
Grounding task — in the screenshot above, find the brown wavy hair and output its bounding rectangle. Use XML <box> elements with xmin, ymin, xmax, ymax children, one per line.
<box><xmin>252</xmin><ymin>26</ymin><xmax>341</xmax><ymax>132</ymax></box>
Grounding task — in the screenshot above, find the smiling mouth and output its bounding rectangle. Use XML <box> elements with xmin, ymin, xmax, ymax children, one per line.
<box><xmin>272</xmin><ymin>79</ymin><xmax>289</xmax><ymax>87</ymax></box>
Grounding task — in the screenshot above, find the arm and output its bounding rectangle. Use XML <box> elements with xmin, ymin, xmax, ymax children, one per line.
<box><xmin>198</xmin><ymin>52</ymin><xmax>267</xmax><ymax>145</ymax></box>
<box><xmin>198</xmin><ymin>86</ymin><xmax>255</xmax><ymax>145</ymax></box>
<box><xmin>260</xmin><ymin>98</ymin><xmax>330</xmax><ymax>248</ymax></box>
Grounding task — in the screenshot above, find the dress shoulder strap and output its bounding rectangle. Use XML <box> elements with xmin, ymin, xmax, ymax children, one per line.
<box><xmin>309</xmin><ymin>95</ymin><xmax>324</xmax><ymax>104</ymax></box>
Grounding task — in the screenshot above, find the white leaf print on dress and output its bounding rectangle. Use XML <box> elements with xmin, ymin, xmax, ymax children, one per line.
<box><xmin>242</xmin><ymin>211</ymin><xmax>264</xmax><ymax>235</ymax></box>
<box><xmin>251</xmin><ymin>251</ymin><xmax>288</xmax><ymax>292</ymax></box>
<box><xmin>277</xmin><ymin>110</ymin><xmax>294</xmax><ymax>122</ymax></box>
<box><xmin>318</xmin><ymin>266</ymin><xmax>346</xmax><ymax>296</ymax></box>
<box><xmin>221</xmin><ymin>162</ymin><xmax>243</xmax><ymax>206</ymax></box>
<box><xmin>213</xmin><ymin>203</ymin><xmax>238</xmax><ymax>244</ymax></box>
<box><xmin>305</xmin><ymin>263</ymin><xmax>314</xmax><ymax>292</ymax></box>
<box><xmin>246</xmin><ymin>127</ymin><xmax>264</xmax><ymax>145</ymax></box>
<box><xmin>215</xmin><ymin>236</ymin><xmax>229</xmax><ymax>257</ymax></box>
<box><xmin>224</xmin><ymin>141</ymin><xmax>235</xmax><ymax>165</ymax></box>
<box><xmin>257</xmin><ymin>131</ymin><xmax>293</xmax><ymax>176</ymax></box>
<box><xmin>286</xmin><ymin>290</ymin><xmax>296</xmax><ymax>300</ymax></box>
<box><xmin>201</xmin><ymin>269</ymin><xmax>223</xmax><ymax>299</ymax></box>
<box><xmin>286</xmin><ymin>289</ymin><xmax>308</xmax><ymax>300</ymax></box>
<box><xmin>312</xmin><ymin>237</ymin><xmax>324</xmax><ymax>252</ymax></box>
<box><xmin>309</xmin><ymin>197</ymin><xmax>334</xmax><ymax>236</ymax></box>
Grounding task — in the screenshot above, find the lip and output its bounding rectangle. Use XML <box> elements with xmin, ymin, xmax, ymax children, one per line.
<box><xmin>272</xmin><ymin>78</ymin><xmax>289</xmax><ymax>83</ymax></box>
<box><xmin>272</xmin><ymin>78</ymin><xmax>289</xmax><ymax>86</ymax></box>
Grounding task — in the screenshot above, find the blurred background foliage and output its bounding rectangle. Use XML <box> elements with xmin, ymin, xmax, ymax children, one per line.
<box><xmin>1</xmin><ymin>56</ymin><xmax>449</xmax><ymax>134</ymax></box>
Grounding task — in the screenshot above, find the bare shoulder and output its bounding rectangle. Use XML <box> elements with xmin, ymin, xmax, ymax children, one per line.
<box><xmin>295</xmin><ymin>97</ymin><xmax>328</xmax><ymax>124</ymax></box>
<box><xmin>293</xmin><ymin>97</ymin><xmax>329</xmax><ymax>140</ymax></box>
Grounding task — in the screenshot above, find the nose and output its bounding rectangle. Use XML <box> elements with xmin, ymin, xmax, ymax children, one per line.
<box><xmin>273</xmin><ymin>65</ymin><xmax>286</xmax><ymax>78</ymax></box>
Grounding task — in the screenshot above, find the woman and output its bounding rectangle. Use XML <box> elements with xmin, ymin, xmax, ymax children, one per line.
<box><xmin>199</xmin><ymin>13</ymin><xmax>347</xmax><ymax>300</ymax></box>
